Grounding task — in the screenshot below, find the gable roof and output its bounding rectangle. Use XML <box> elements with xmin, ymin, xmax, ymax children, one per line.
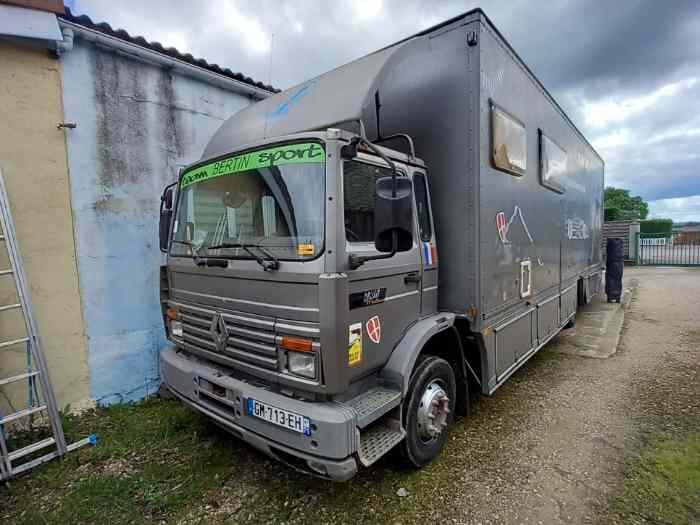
<box><xmin>59</xmin><ymin>7</ymin><xmax>278</xmax><ymax>94</ymax></box>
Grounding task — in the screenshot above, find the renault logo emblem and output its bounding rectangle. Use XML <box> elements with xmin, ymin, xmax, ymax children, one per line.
<box><xmin>210</xmin><ymin>313</ymin><xmax>228</xmax><ymax>352</ymax></box>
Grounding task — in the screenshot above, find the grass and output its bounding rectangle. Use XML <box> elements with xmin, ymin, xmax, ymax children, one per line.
<box><xmin>0</xmin><ymin>352</ymin><xmax>573</xmax><ymax>525</ymax></box>
<box><xmin>1</xmin><ymin>398</ymin><xmax>241</xmax><ymax>524</ymax></box>
<box><xmin>1</xmin><ymin>397</ymin><xmax>435</xmax><ymax>525</ymax></box>
<box><xmin>610</xmin><ymin>432</ymin><xmax>700</xmax><ymax>525</ymax></box>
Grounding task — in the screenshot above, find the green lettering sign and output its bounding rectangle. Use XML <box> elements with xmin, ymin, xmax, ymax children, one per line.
<box><xmin>180</xmin><ymin>142</ymin><xmax>325</xmax><ymax>188</ymax></box>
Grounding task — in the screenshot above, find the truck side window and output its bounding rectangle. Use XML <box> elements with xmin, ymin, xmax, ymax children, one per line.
<box><xmin>491</xmin><ymin>102</ymin><xmax>526</xmax><ymax>176</ymax></box>
<box><xmin>539</xmin><ymin>129</ymin><xmax>566</xmax><ymax>193</ymax></box>
<box><xmin>413</xmin><ymin>173</ymin><xmax>432</xmax><ymax>242</ymax></box>
<box><xmin>343</xmin><ymin>160</ymin><xmax>394</xmax><ymax>243</ymax></box>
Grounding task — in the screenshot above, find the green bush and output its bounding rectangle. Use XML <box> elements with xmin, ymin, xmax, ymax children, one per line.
<box><xmin>640</xmin><ymin>219</ymin><xmax>673</xmax><ymax>234</ymax></box>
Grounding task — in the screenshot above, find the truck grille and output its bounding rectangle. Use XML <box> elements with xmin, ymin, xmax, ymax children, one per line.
<box><xmin>177</xmin><ymin>302</ymin><xmax>280</xmax><ymax>372</ymax></box>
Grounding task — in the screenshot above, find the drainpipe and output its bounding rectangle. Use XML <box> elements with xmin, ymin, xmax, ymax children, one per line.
<box><xmin>55</xmin><ymin>26</ymin><xmax>73</xmax><ymax>55</ymax></box>
<box><xmin>56</xmin><ymin>20</ymin><xmax>272</xmax><ymax>101</ymax></box>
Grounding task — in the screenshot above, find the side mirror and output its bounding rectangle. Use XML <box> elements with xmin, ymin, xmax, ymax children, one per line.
<box><xmin>159</xmin><ymin>184</ymin><xmax>176</xmax><ymax>252</ymax></box>
<box><xmin>374</xmin><ymin>177</ymin><xmax>413</xmax><ymax>253</ymax></box>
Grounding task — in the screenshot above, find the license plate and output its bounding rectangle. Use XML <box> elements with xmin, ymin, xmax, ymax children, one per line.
<box><xmin>246</xmin><ymin>398</ymin><xmax>311</xmax><ymax>436</ymax></box>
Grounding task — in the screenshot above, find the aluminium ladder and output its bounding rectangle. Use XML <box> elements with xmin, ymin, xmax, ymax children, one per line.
<box><xmin>0</xmin><ymin>169</ymin><xmax>92</xmax><ymax>481</ymax></box>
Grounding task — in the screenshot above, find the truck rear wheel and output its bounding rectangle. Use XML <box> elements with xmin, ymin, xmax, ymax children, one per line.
<box><xmin>400</xmin><ymin>355</ymin><xmax>456</xmax><ymax>468</ymax></box>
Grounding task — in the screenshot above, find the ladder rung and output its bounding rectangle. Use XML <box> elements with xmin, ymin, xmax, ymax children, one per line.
<box><xmin>0</xmin><ymin>269</ymin><xmax>13</xmax><ymax>276</ymax></box>
<box><xmin>5</xmin><ymin>436</ymin><xmax>95</xmax><ymax>479</ymax></box>
<box><xmin>0</xmin><ymin>405</ymin><xmax>46</xmax><ymax>425</ymax></box>
<box><xmin>8</xmin><ymin>437</ymin><xmax>55</xmax><ymax>461</ymax></box>
<box><xmin>0</xmin><ymin>370</ymin><xmax>38</xmax><ymax>386</ymax></box>
<box><xmin>0</xmin><ymin>336</ymin><xmax>29</xmax><ymax>349</ymax></box>
<box><xmin>0</xmin><ymin>303</ymin><xmax>21</xmax><ymax>312</ymax></box>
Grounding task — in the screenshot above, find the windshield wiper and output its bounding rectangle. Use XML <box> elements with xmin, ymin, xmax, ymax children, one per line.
<box><xmin>172</xmin><ymin>240</ymin><xmax>228</xmax><ymax>267</ymax></box>
<box><xmin>171</xmin><ymin>239</ymin><xmax>204</xmax><ymax>259</ymax></box>
<box><xmin>206</xmin><ymin>242</ymin><xmax>280</xmax><ymax>271</ymax></box>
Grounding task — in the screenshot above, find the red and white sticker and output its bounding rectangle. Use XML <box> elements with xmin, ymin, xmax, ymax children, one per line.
<box><xmin>366</xmin><ymin>315</ymin><xmax>381</xmax><ymax>344</ymax></box>
<box><xmin>496</xmin><ymin>211</ymin><xmax>508</xmax><ymax>243</ymax></box>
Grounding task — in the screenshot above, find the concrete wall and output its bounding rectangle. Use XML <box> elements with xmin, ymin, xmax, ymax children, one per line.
<box><xmin>60</xmin><ymin>36</ymin><xmax>253</xmax><ymax>404</ymax></box>
<box><xmin>0</xmin><ymin>38</ymin><xmax>91</xmax><ymax>414</ymax></box>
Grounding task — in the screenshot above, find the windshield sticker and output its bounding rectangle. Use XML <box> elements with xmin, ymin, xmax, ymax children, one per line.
<box><xmin>348</xmin><ymin>322</ymin><xmax>363</xmax><ymax>367</ymax></box>
<box><xmin>297</xmin><ymin>243</ymin><xmax>316</xmax><ymax>257</ymax></box>
<box><xmin>180</xmin><ymin>142</ymin><xmax>325</xmax><ymax>188</ymax></box>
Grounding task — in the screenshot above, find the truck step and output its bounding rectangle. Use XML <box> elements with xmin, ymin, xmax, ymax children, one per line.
<box><xmin>346</xmin><ymin>386</ymin><xmax>402</xmax><ymax>428</ymax></box>
<box><xmin>357</xmin><ymin>418</ymin><xmax>405</xmax><ymax>467</ymax></box>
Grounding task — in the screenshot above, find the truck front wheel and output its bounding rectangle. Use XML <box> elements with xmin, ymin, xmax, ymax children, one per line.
<box><xmin>400</xmin><ymin>355</ymin><xmax>456</xmax><ymax>467</ymax></box>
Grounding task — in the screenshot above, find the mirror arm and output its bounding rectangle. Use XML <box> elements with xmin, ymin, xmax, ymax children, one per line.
<box><xmin>160</xmin><ymin>181</ymin><xmax>178</xmax><ymax>210</ymax></box>
<box><xmin>159</xmin><ymin>180</ymin><xmax>179</xmax><ymax>253</ymax></box>
<box><xmin>348</xmin><ymin>231</ymin><xmax>397</xmax><ymax>270</ymax></box>
<box><xmin>358</xmin><ymin>138</ymin><xmax>397</xmax><ymax>195</ymax></box>
<box><xmin>345</xmin><ymin>135</ymin><xmax>407</xmax><ymax>270</ymax></box>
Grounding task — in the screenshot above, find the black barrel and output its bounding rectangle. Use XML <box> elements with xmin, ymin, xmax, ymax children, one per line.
<box><xmin>607</xmin><ymin>237</ymin><xmax>625</xmax><ymax>262</ymax></box>
<box><xmin>606</xmin><ymin>238</ymin><xmax>624</xmax><ymax>302</ymax></box>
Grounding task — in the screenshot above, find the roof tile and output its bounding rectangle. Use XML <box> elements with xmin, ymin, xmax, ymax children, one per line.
<box><xmin>59</xmin><ymin>7</ymin><xmax>278</xmax><ymax>93</ymax></box>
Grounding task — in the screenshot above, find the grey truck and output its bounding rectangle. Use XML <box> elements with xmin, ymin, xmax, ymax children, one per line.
<box><xmin>158</xmin><ymin>8</ymin><xmax>604</xmax><ymax>481</ymax></box>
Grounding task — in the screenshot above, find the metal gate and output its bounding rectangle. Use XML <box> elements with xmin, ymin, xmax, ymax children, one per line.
<box><xmin>636</xmin><ymin>232</ymin><xmax>700</xmax><ymax>266</ymax></box>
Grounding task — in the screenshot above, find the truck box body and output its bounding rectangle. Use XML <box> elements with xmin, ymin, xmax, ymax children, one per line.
<box><xmin>160</xmin><ymin>8</ymin><xmax>603</xmax><ymax>479</ymax></box>
<box><xmin>372</xmin><ymin>16</ymin><xmax>604</xmax><ymax>326</ymax></box>
<box><xmin>201</xmin><ymin>10</ymin><xmax>603</xmax><ymax>384</ymax></box>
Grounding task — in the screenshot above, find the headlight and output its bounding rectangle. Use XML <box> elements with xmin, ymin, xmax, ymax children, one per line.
<box><xmin>170</xmin><ymin>320</ymin><xmax>183</xmax><ymax>338</ymax></box>
<box><xmin>287</xmin><ymin>351</ymin><xmax>316</xmax><ymax>379</ymax></box>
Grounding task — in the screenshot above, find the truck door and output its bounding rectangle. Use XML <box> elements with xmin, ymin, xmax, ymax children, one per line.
<box><xmin>412</xmin><ymin>171</ymin><xmax>438</xmax><ymax>316</ymax></box>
<box><xmin>343</xmin><ymin>158</ymin><xmax>422</xmax><ymax>378</ymax></box>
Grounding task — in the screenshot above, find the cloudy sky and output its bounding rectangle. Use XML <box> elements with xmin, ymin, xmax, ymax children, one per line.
<box><xmin>69</xmin><ymin>0</ymin><xmax>700</xmax><ymax>222</ymax></box>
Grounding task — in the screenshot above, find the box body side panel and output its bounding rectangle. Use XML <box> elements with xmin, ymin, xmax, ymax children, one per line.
<box><xmin>477</xmin><ymin>21</ymin><xmax>603</xmax><ymax>325</ymax></box>
<box><xmin>371</xmin><ymin>19</ymin><xmax>481</xmax><ymax>318</ymax></box>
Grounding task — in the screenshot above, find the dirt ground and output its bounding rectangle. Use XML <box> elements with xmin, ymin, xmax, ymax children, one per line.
<box><xmin>437</xmin><ymin>266</ymin><xmax>699</xmax><ymax>524</ymax></box>
<box><xmin>3</xmin><ymin>266</ymin><xmax>699</xmax><ymax>524</ymax></box>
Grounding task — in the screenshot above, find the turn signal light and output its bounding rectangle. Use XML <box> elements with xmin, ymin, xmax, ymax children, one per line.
<box><xmin>281</xmin><ymin>336</ymin><xmax>313</xmax><ymax>353</ymax></box>
<box><xmin>166</xmin><ymin>307</ymin><xmax>180</xmax><ymax>320</ymax></box>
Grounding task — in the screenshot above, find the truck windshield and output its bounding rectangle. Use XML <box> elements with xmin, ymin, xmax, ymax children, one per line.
<box><xmin>171</xmin><ymin>142</ymin><xmax>325</xmax><ymax>261</ymax></box>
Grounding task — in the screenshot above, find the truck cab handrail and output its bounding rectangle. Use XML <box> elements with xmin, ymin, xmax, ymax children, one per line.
<box><xmin>375</xmin><ymin>133</ymin><xmax>416</xmax><ymax>159</ymax></box>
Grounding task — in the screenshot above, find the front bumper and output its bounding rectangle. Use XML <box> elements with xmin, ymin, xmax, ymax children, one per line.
<box><xmin>160</xmin><ymin>346</ymin><xmax>358</xmax><ymax>481</ymax></box>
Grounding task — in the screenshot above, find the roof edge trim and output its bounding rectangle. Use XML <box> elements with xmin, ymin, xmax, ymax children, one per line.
<box><xmin>58</xmin><ymin>20</ymin><xmax>273</xmax><ymax>100</ymax></box>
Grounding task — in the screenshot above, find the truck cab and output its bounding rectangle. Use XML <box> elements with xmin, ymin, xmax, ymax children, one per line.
<box><xmin>159</xmin><ymin>129</ymin><xmax>457</xmax><ymax>480</ymax></box>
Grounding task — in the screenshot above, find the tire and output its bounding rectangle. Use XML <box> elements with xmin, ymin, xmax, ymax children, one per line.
<box><xmin>400</xmin><ymin>355</ymin><xmax>456</xmax><ymax>468</ymax></box>
<box><xmin>565</xmin><ymin>315</ymin><xmax>576</xmax><ymax>329</ymax></box>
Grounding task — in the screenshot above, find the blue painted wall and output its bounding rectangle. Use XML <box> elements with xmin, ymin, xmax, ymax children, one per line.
<box><xmin>61</xmin><ymin>37</ymin><xmax>253</xmax><ymax>404</ymax></box>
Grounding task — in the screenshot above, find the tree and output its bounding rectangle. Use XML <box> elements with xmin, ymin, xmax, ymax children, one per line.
<box><xmin>604</xmin><ymin>187</ymin><xmax>649</xmax><ymax>220</ymax></box>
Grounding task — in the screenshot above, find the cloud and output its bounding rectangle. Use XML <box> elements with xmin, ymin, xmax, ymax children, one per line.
<box><xmin>214</xmin><ymin>0</ymin><xmax>271</xmax><ymax>55</ymax></box>
<box><xmin>649</xmin><ymin>195</ymin><xmax>700</xmax><ymax>222</ymax></box>
<box><xmin>351</xmin><ymin>0</ymin><xmax>384</xmax><ymax>21</ymax></box>
<box><xmin>583</xmin><ymin>78</ymin><xmax>698</xmax><ymax>129</ymax></box>
<box><xmin>71</xmin><ymin>0</ymin><xmax>700</xmax><ymax>216</ymax></box>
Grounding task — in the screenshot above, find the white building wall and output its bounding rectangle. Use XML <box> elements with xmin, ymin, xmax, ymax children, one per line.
<box><xmin>60</xmin><ymin>35</ymin><xmax>256</xmax><ymax>403</ymax></box>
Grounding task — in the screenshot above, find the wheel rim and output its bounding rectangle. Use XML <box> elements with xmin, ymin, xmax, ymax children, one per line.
<box><xmin>416</xmin><ymin>380</ymin><xmax>451</xmax><ymax>442</ymax></box>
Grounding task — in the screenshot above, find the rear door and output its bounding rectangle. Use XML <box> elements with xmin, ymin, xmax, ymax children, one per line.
<box><xmin>343</xmin><ymin>157</ymin><xmax>421</xmax><ymax>379</ymax></box>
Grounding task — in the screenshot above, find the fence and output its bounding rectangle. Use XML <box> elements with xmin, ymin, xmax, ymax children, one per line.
<box><xmin>602</xmin><ymin>220</ymin><xmax>640</xmax><ymax>261</ymax></box>
<box><xmin>636</xmin><ymin>232</ymin><xmax>700</xmax><ymax>266</ymax></box>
